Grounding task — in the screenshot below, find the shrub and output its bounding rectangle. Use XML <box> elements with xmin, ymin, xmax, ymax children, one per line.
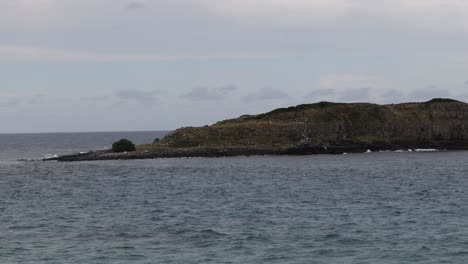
<box><xmin>426</xmin><ymin>98</ymin><xmax>460</xmax><ymax>104</ymax></box>
<box><xmin>253</xmin><ymin>102</ymin><xmax>345</xmax><ymax>120</ymax></box>
<box><xmin>112</xmin><ymin>139</ymin><xmax>136</xmax><ymax>153</ymax></box>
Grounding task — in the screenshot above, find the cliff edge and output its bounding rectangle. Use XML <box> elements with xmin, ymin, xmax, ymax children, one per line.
<box><xmin>51</xmin><ymin>98</ymin><xmax>468</xmax><ymax>161</ymax></box>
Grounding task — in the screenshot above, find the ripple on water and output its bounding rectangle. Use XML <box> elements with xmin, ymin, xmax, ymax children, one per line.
<box><xmin>0</xmin><ymin>150</ymin><xmax>467</xmax><ymax>263</ymax></box>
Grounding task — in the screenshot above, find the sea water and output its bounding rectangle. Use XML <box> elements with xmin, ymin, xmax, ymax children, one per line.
<box><xmin>0</xmin><ymin>132</ymin><xmax>467</xmax><ymax>263</ymax></box>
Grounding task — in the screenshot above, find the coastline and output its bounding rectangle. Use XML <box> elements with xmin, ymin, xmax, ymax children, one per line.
<box><xmin>38</xmin><ymin>99</ymin><xmax>468</xmax><ymax>162</ymax></box>
<box><xmin>43</xmin><ymin>141</ymin><xmax>468</xmax><ymax>162</ymax></box>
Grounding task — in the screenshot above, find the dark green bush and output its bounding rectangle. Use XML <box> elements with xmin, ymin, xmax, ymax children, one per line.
<box><xmin>253</xmin><ymin>102</ymin><xmax>345</xmax><ymax>120</ymax></box>
<box><xmin>426</xmin><ymin>98</ymin><xmax>460</xmax><ymax>104</ymax></box>
<box><xmin>112</xmin><ymin>139</ymin><xmax>136</xmax><ymax>153</ymax></box>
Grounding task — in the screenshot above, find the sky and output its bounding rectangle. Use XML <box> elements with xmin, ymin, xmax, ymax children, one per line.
<box><xmin>1</xmin><ymin>0</ymin><xmax>468</xmax><ymax>133</ymax></box>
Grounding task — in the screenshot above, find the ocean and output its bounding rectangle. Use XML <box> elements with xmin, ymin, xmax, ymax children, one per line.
<box><xmin>0</xmin><ymin>131</ymin><xmax>467</xmax><ymax>263</ymax></box>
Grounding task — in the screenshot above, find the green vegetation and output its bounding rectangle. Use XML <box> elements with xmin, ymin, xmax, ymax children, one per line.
<box><xmin>253</xmin><ymin>101</ymin><xmax>346</xmax><ymax>120</ymax></box>
<box><xmin>425</xmin><ymin>98</ymin><xmax>461</xmax><ymax>104</ymax></box>
<box><xmin>152</xmin><ymin>98</ymin><xmax>468</xmax><ymax>150</ymax></box>
<box><xmin>112</xmin><ymin>139</ymin><xmax>136</xmax><ymax>152</ymax></box>
<box><xmin>171</xmin><ymin>137</ymin><xmax>199</xmax><ymax>148</ymax></box>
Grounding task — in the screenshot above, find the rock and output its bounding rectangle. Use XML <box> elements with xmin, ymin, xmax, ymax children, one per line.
<box><xmin>43</xmin><ymin>98</ymin><xmax>468</xmax><ymax>161</ymax></box>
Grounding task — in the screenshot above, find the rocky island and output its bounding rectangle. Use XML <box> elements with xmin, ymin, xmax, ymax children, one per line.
<box><xmin>49</xmin><ymin>98</ymin><xmax>468</xmax><ymax>161</ymax></box>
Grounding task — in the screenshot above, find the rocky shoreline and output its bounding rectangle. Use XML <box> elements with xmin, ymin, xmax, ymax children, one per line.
<box><xmin>43</xmin><ymin>140</ymin><xmax>468</xmax><ymax>162</ymax></box>
<box><xmin>39</xmin><ymin>99</ymin><xmax>468</xmax><ymax>162</ymax></box>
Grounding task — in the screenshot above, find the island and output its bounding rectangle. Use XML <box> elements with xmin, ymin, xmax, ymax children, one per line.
<box><xmin>48</xmin><ymin>98</ymin><xmax>468</xmax><ymax>161</ymax></box>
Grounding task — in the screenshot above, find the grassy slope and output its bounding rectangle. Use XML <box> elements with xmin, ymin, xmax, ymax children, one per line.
<box><xmin>140</xmin><ymin>99</ymin><xmax>468</xmax><ymax>150</ymax></box>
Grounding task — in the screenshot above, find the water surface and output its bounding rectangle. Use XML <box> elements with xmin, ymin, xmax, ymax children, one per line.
<box><xmin>0</xmin><ymin>132</ymin><xmax>467</xmax><ymax>263</ymax></box>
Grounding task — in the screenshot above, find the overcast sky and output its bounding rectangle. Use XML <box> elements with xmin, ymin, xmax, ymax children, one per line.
<box><xmin>1</xmin><ymin>0</ymin><xmax>468</xmax><ymax>133</ymax></box>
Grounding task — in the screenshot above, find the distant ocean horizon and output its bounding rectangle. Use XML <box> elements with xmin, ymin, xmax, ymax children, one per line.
<box><xmin>0</xmin><ymin>131</ymin><xmax>169</xmax><ymax>162</ymax></box>
<box><xmin>0</xmin><ymin>130</ymin><xmax>172</xmax><ymax>134</ymax></box>
<box><xmin>0</xmin><ymin>132</ymin><xmax>467</xmax><ymax>263</ymax></box>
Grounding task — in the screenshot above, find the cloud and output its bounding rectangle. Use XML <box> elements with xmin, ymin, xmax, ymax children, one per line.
<box><xmin>28</xmin><ymin>93</ymin><xmax>47</xmax><ymax>105</ymax></box>
<box><xmin>305</xmin><ymin>87</ymin><xmax>454</xmax><ymax>104</ymax></box>
<box><xmin>200</xmin><ymin>0</ymin><xmax>352</xmax><ymax>24</ymax></box>
<box><xmin>379</xmin><ymin>89</ymin><xmax>405</xmax><ymax>103</ymax></box>
<box><xmin>180</xmin><ymin>85</ymin><xmax>237</xmax><ymax>101</ymax></box>
<box><xmin>337</xmin><ymin>87</ymin><xmax>371</xmax><ymax>102</ymax></box>
<box><xmin>80</xmin><ymin>95</ymin><xmax>110</xmax><ymax>102</ymax></box>
<box><xmin>456</xmin><ymin>93</ymin><xmax>468</xmax><ymax>101</ymax></box>
<box><xmin>2</xmin><ymin>1</ymin><xmax>467</xmax><ymax>63</ymax></box>
<box><xmin>115</xmin><ymin>90</ymin><xmax>160</xmax><ymax>103</ymax></box>
<box><xmin>0</xmin><ymin>45</ymin><xmax>160</xmax><ymax>62</ymax></box>
<box><xmin>126</xmin><ymin>1</ymin><xmax>146</xmax><ymax>10</ymax></box>
<box><xmin>1</xmin><ymin>0</ymin><xmax>468</xmax><ymax>64</ymax></box>
<box><xmin>243</xmin><ymin>87</ymin><xmax>289</xmax><ymax>102</ymax></box>
<box><xmin>408</xmin><ymin>85</ymin><xmax>451</xmax><ymax>101</ymax></box>
<box><xmin>0</xmin><ymin>98</ymin><xmax>20</xmax><ymax>108</ymax></box>
<box><xmin>307</xmin><ymin>89</ymin><xmax>336</xmax><ymax>101</ymax></box>
<box><xmin>0</xmin><ymin>45</ymin><xmax>278</xmax><ymax>62</ymax></box>
<box><xmin>319</xmin><ymin>74</ymin><xmax>380</xmax><ymax>90</ymax></box>
<box><xmin>5</xmin><ymin>1</ymin><xmax>468</xmax><ymax>33</ymax></box>
<box><xmin>0</xmin><ymin>93</ymin><xmax>72</xmax><ymax>110</ymax></box>
<box><xmin>200</xmin><ymin>0</ymin><xmax>468</xmax><ymax>31</ymax></box>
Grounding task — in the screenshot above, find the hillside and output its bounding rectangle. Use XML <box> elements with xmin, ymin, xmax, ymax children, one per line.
<box><xmin>152</xmin><ymin>98</ymin><xmax>468</xmax><ymax>150</ymax></box>
<box><xmin>51</xmin><ymin>98</ymin><xmax>468</xmax><ymax>161</ymax></box>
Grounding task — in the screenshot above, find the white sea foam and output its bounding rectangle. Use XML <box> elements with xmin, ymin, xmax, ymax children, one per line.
<box><xmin>44</xmin><ymin>154</ymin><xmax>59</xmax><ymax>159</ymax></box>
<box><xmin>415</xmin><ymin>149</ymin><xmax>438</xmax><ymax>152</ymax></box>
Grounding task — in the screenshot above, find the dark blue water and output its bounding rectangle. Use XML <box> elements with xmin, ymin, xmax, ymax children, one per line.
<box><xmin>0</xmin><ymin>132</ymin><xmax>467</xmax><ymax>263</ymax></box>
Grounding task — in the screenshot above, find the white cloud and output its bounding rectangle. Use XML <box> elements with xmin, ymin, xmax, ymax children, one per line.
<box><xmin>0</xmin><ymin>45</ymin><xmax>279</xmax><ymax>61</ymax></box>
<box><xmin>307</xmin><ymin>89</ymin><xmax>336</xmax><ymax>102</ymax></box>
<box><xmin>0</xmin><ymin>98</ymin><xmax>20</xmax><ymax>108</ymax></box>
<box><xmin>243</xmin><ymin>87</ymin><xmax>289</xmax><ymax>102</ymax></box>
<box><xmin>408</xmin><ymin>85</ymin><xmax>451</xmax><ymax>101</ymax></box>
<box><xmin>115</xmin><ymin>90</ymin><xmax>160</xmax><ymax>103</ymax></box>
<box><xmin>200</xmin><ymin>0</ymin><xmax>468</xmax><ymax>31</ymax></box>
<box><xmin>3</xmin><ymin>1</ymin><xmax>468</xmax><ymax>32</ymax></box>
<box><xmin>180</xmin><ymin>85</ymin><xmax>237</xmax><ymax>101</ymax></box>
<box><xmin>378</xmin><ymin>89</ymin><xmax>406</xmax><ymax>103</ymax></box>
<box><xmin>337</xmin><ymin>87</ymin><xmax>372</xmax><ymax>102</ymax></box>
<box><xmin>319</xmin><ymin>74</ymin><xmax>381</xmax><ymax>89</ymax></box>
<box><xmin>200</xmin><ymin>0</ymin><xmax>352</xmax><ymax>24</ymax></box>
<box><xmin>0</xmin><ymin>46</ymin><xmax>155</xmax><ymax>62</ymax></box>
<box><xmin>1</xmin><ymin>0</ymin><xmax>467</xmax><ymax>62</ymax></box>
<box><xmin>126</xmin><ymin>1</ymin><xmax>146</xmax><ymax>10</ymax></box>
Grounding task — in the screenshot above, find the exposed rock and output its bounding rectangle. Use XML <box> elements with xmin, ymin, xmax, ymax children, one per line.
<box><xmin>45</xmin><ymin>98</ymin><xmax>468</xmax><ymax>161</ymax></box>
